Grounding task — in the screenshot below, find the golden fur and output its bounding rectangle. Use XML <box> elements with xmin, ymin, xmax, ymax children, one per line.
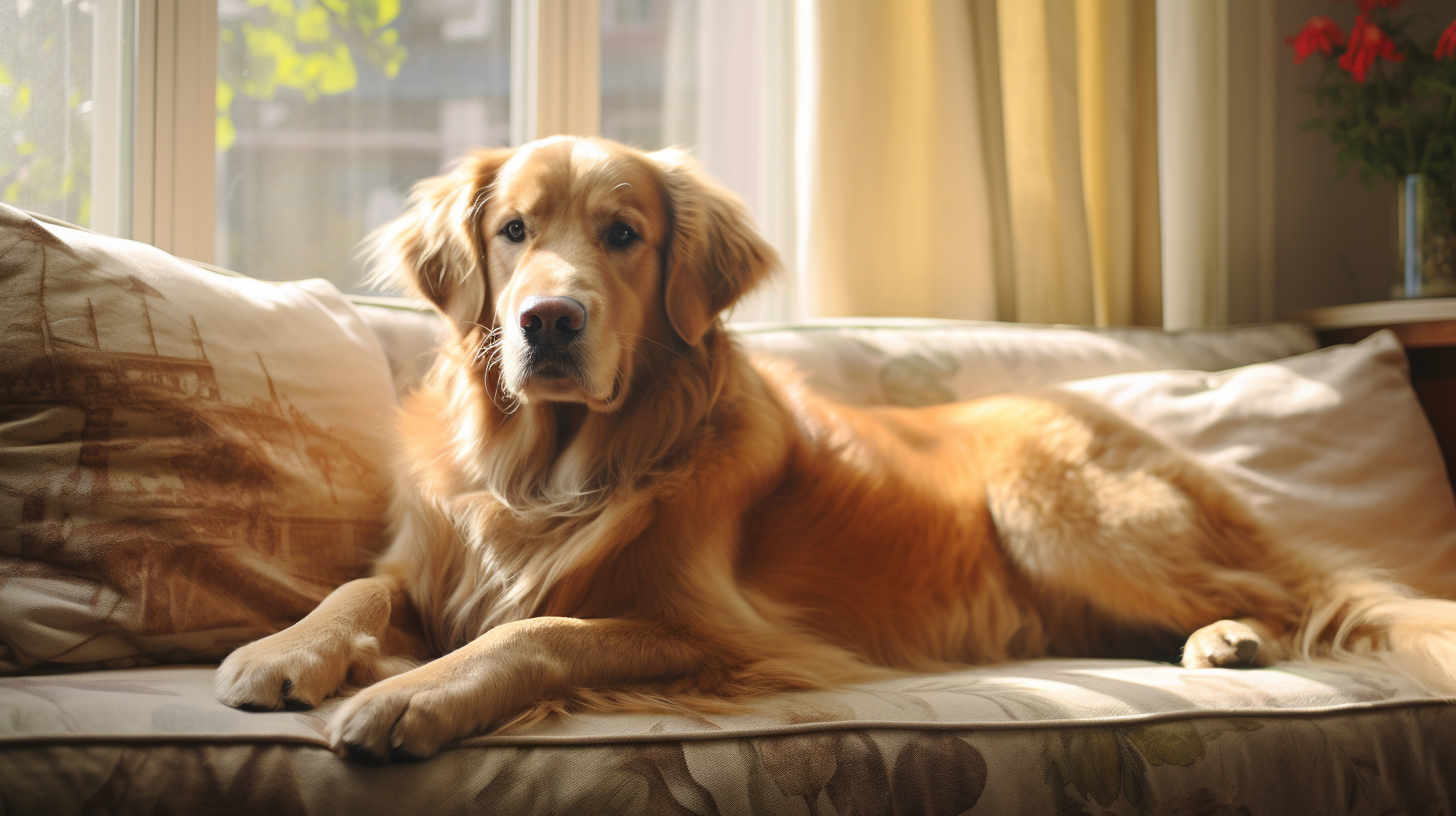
<box><xmin>216</xmin><ymin>137</ymin><xmax>1456</xmax><ymax>762</ymax></box>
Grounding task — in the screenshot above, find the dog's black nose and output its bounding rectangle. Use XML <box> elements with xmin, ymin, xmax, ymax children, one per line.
<box><xmin>519</xmin><ymin>296</ymin><xmax>587</xmax><ymax>347</ymax></box>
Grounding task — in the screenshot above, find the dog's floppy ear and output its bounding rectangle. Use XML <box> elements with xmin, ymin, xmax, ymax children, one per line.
<box><xmin>366</xmin><ymin>147</ymin><xmax>516</xmax><ymax>336</ymax></box>
<box><xmin>651</xmin><ymin>149</ymin><xmax>778</xmax><ymax>346</ymax></box>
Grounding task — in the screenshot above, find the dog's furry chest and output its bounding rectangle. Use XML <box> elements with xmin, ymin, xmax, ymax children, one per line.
<box><xmin>412</xmin><ymin>485</ymin><xmax>654</xmax><ymax>651</ymax></box>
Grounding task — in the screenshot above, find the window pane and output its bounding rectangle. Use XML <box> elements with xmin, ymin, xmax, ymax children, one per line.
<box><xmin>600</xmin><ymin>0</ymin><xmax>698</xmax><ymax>150</ymax></box>
<box><xmin>0</xmin><ymin>1</ymin><xmax>131</xmax><ymax>232</ymax></box>
<box><xmin>216</xmin><ymin>0</ymin><xmax>511</xmax><ymax>292</ymax></box>
<box><xmin>600</xmin><ymin>0</ymin><xmax>794</xmax><ymax>322</ymax></box>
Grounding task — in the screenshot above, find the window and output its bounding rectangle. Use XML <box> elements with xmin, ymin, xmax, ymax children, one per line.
<box><xmin>601</xmin><ymin>0</ymin><xmax>795</xmax><ymax>322</ymax></box>
<box><xmin>600</xmin><ymin>0</ymin><xmax>696</xmax><ymax>150</ymax></box>
<box><xmin>216</xmin><ymin>0</ymin><xmax>512</xmax><ymax>291</ymax></box>
<box><xmin>0</xmin><ymin>0</ymin><xmax>133</xmax><ymax>236</ymax></box>
<box><xmin>6</xmin><ymin>1</ymin><xmax>795</xmax><ymax>319</ymax></box>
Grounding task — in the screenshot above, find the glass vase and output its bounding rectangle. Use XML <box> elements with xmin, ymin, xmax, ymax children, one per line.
<box><xmin>1394</xmin><ymin>174</ymin><xmax>1456</xmax><ymax>299</ymax></box>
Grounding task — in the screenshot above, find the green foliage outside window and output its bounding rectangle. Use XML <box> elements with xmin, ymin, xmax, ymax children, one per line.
<box><xmin>0</xmin><ymin>2</ymin><xmax>93</xmax><ymax>226</ymax></box>
<box><xmin>0</xmin><ymin>0</ymin><xmax>409</xmax><ymax>229</ymax></box>
<box><xmin>218</xmin><ymin>0</ymin><xmax>409</xmax><ymax>151</ymax></box>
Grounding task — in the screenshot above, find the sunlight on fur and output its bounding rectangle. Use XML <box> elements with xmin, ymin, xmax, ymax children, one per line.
<box><xmin>214</xmin><ymin>135</ymin><xmax>1456</xmax><ymax>763</ymax></box>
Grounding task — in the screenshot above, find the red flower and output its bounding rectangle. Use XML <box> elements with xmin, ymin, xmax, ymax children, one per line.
<box><xmin>1287</xmin><ymin>16</ymin><xmax>1344</xmax><ymax>64</ymax></box>
<box><xmin>1437</xmin><ymin>19</ymin><xmax>1456</xmax><ymax>61</ymax></box>
<box><xmin>1339</xmin><ymin>15</ymin><xmax>1404</xmax><ymax>83</ymax></box>
<box><xmin>1355</xmin><ymin>0</ymin><xmax>1401</xmax><ymax>11</ymax></box>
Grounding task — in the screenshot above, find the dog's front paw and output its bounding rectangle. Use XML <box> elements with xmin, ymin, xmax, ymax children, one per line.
<box><xmin>1181</xmin><ymin>619</ymin><xmax>1270</xmax><ymax>669</ymax></box>
<box><xmin>215</xmin><ymin>628</ymin><xmax>376</xmax><ymax>712</ymax></box>
<box><xmin>328</xmin><ymin>669</ymin><xmax>493</xmax><ymax>763</ymax></box>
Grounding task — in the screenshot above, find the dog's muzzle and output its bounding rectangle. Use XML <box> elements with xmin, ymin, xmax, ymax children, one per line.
<box><xmin>517</xmin><ymin>296</ymin><xmax>588</xmax><ymax>383</ymax></box>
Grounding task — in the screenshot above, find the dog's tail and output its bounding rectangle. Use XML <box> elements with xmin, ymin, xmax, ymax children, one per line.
<box><xmin>1295</xmin><ymin>566</ymin><xmax>1456</xmax><ymax>694</ymax></box>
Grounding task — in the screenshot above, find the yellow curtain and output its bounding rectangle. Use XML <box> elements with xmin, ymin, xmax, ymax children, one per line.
<box><xmin>800</xmin><ymin>0</ymin><xmax>1162</xmax><ymax>327</ymax></box>
<box><xmin>798</xmin><ymin>0</ymin><xmax>998</xmax><ymax>320</ymax></box>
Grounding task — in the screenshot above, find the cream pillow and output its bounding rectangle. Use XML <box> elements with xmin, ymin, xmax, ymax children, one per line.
<box><xmin>736</xmin><ymin>319</ymin><xmax>1317</xmax><ymax>407</ymax></box>
<box><xmin>1058</xmin><ymin>331</ymin><xmax>1456</xmax><ymax>598</ymax></box>
<box><xmin>0</xmin><ymin>205</ymin><xmax>399</xmax><ymax>670</ymax></box>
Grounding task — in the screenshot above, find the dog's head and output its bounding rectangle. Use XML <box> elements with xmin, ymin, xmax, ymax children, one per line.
<box><xmin>371</xmin><ymin>136</ymin><xmax>776</xmax><ymax>411</ymax></box>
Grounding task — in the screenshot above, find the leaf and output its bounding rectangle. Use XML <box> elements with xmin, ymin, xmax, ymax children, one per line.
<box><xmin>315</xmin><ymin>43</ymin><xmax>358</xmax><ymax>96</ymax></box>
<box><xmin>1067</xmin><ymin>729</ymin><xmax>1123</xmax><ymax>808</ymax></box>
<box><xmin>754</xmin><ymin>733</ymin><xmax>839</xmax><ymax>798</ymax></box>
<box><xmin>824</xmin><ymin>731</ymin><xmax>891</xmax><ymax>816</ymax></box>
<box><xmin>1117</xmin><ymin>732</ymin><xmax>1147</xmax><ymax>807</ymax></box>
<box><xmin>891</xmin><ymin>734</ymin><xmax>987</xmax><ymax>815</ymax></box>
<box><xmin>11</xmin><ymin>83</ymin><xmax>30</xmax><ymax>117</ymax></box>
<box><xmin>216</xmin><ymin>114</ymin><xmax>237</xmax><ymax>152</ymax></box>
<box><xmin>215</xmin><ymin>78</ymin><xmax>234</xmax><ymax>111</ymax></box>
<box><xmin>1124</xmin><ymin>721</ymin><xmax>1205</xmax><ymax>767</ymax></box>
<box><xmin>619</xmin><ymin>743</ymin><xmax>722</xmax><ymax>816</ymax></box>
<box><xmin>375</xmin><ymin>0</ymin><xmax>400</xmax><ymax>27</ymax></box>
<box><xmin>295</xmin><ymin>5</ymin><xmax>331</xmax><ymax>43</ymax></box>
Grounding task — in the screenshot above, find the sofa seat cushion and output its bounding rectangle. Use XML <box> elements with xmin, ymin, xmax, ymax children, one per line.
<box><xmin>1</xmin><ymin>660</ymin><xmax>1452</xmax><ymax>814</ymax></box>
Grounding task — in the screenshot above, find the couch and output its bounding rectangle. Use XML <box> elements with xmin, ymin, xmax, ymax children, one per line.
<box><xmin>4</xmin><ymin>203</ymin><xmax>1456</xmax><ymax>814</ymax></box>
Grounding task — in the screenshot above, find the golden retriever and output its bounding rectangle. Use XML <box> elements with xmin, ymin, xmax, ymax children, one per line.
<box><xmin>215</xmin><ymin>136</ymin><xmax>1456</xmax><ymax>763</ymax></box>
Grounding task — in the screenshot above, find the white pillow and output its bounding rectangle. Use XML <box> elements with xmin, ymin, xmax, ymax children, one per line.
<box><xmin>1058</xmin><ymin>331</ymin><xmax>1456</xmax><ymax>598</ymax></box>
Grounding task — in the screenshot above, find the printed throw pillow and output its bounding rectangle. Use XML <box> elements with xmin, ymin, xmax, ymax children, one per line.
<box><xmin>1058</xmin><ymin>331</ymin><xmax>1456</xmax><ymax>600</ymax></box>
<box><xmin>0</xmin><ymin>205</ymin><xmax>399</xmax><ymax>671</ymax></box>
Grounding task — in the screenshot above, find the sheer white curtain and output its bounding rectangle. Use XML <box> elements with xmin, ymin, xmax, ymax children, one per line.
<box><xmin>1156</xmin><ymin>0</ymin><xmax>1279</xmax><ymax>329</ymax></box>
<box><xmin>660</xmin><ymin>0</ymin><xmax>797</xmax><ymax>323</ymax></box>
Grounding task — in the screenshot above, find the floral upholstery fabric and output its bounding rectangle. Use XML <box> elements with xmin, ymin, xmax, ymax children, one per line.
<box><xmin>1</xmin><ymin>660</ymin><xmax>1452</xmax><ymax>814</ymax></box>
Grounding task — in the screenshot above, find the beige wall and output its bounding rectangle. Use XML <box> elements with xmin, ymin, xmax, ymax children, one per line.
<box><xmin>1272</xmin><ymin>0</ymin><xmax>1452</xmax><ymax>314</ymax></box>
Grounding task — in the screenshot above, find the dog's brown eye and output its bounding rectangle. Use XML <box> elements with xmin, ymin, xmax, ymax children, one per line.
<box><xmin>607</xmin><ymin>222</ymin><xmax>637</xmax><ymax>248</ymax></box>
<box><xmin>502</xmin><ymin>220</ymin><xmax>526</xmax><ymax>243</ymax></box>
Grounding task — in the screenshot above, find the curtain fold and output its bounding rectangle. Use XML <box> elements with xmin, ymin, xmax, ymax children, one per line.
<box><xmin>798</xmin><ymin>0</ymin><xmax>1162</xmax><ymax>327</ymax></box>
<box><xmin>1155</xmin><ymin>0</ymin><xmax>1226</xmax><ymax>330</ymax></box>
<box><xmin>1077</xmin><ymin>0</ymin><xmax>1163</xmax><ymax>327</ymax></box>
<box><xmin>796</xmin><ymin>0</ymin><xmax>998</xmax><ymax>320</ymax></box>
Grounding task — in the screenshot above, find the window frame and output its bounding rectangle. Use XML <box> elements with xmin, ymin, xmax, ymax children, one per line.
<box><xmin>512</xmin><ymin>0</ymin><xmax>601</xmax><ymax>144</ymax></box>
<box><xmin>123</xmin><ymin>0</ymin><xmax>796</xmax><ymax>325</ymax></box>
<box><xmin>133</xmin><ymin>0</ymin><xmax>216</xmax><ymax>263</ymax></box>
<box><xmin>127</xmin><ymin>0</ymin><xmax>602</xmax><ymax>266</ymax></box>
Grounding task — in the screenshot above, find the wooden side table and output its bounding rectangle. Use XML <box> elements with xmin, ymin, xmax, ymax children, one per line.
<box><xmin>1288</xmin><ymin>298</ymin><xmax>1456</xmax><ymax>493</ymax></box>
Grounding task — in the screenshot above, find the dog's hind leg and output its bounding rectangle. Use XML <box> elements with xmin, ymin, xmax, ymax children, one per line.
<box><xmin>969</xmin><ymin>393</ymin><xmax>1306</xmax><ymax>663</ymax></box>
<box><xmin>970</xmin><ymin>392</ymin><xmax>1456</xmax><ymax>688</ymax></box>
